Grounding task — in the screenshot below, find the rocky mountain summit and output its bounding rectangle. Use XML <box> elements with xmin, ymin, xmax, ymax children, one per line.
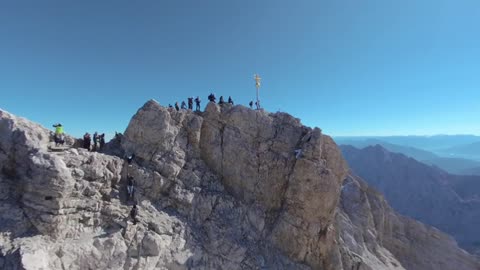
<box><xmin>0</xmin><ymin>100</ymin><xmax>478</xmax><ymax>270</ymax></box>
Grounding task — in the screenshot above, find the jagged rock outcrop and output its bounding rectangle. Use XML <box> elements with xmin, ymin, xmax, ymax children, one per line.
<box><xmin>120</xmin><ymin>101</ymin><xmax>348</xmax><ymax>269</ymax></box>
<box><xmin>0</xmin><ymin>102</ymin><xmax>479</xmax><ymax>270</ymax></box>
<box><xmin>337</xmin><ymin>174</ymin><xmax>479</xmax><ymax>270</ymax></box>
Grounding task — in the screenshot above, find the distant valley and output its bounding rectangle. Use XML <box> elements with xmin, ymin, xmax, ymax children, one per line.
<box><xmin>340</xmin><ymin>144</ymin><xmax>480</xmax><ymax>255</ymax></box>
<box><xmin>335</xmin><ymin>136</ymin><xmax>480</xmax><ymax>175</ymax></box>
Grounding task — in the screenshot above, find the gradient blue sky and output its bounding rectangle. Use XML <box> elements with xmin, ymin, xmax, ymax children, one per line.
<box><xmin>1</xmin><ymin>0</ymin><xmax>479</xmax><ymax>138</ymax></box>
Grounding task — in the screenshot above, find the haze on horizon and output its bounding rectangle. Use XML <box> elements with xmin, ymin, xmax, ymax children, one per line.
<box><xmin>1</xmin><ymin>0</ymin><xmax>479</xmax><ymax>138</ymax></box>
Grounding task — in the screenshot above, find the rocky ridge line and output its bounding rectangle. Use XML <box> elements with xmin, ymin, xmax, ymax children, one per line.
<box><xmin>0</xmin><ymin>101</ymin><xmax>478</xmax><ymax>270</ymax></box>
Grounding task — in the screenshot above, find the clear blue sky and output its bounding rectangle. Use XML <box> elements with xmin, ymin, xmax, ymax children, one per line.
<box><xmin>1</xmin><ymin>0</ymin><xmax>480</xmax><ymax>138</ymax></box>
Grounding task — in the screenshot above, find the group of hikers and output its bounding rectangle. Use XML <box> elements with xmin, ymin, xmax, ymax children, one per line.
<box><xmin>207</xmin><ymin>93</ymin><xmax>235</xmax><ymax>106</ymax></box>
<box><xmin>206</xmin><ymin>93</ymin><xmax>260</xmax><ymax>109</ymax></box>
<box><xmin>52</xmin><ymin>93</ymin><xmax>259</xmax><ymax>148</ymax></box>
<box><xmin>167</xmin><ymin>93</ymin><xmax>260</xmax><ymax>112</ymax></box>
<box><xmin>169</xmin><ymin>96</ymin><xmax>202</xmax><ymax>111</ymax></box>
<box><xmin>82</xmin><ymin>132</ymin><xmax>106</xmax><ymax>151</ymax></box>
<box><xmin>127</xmin><ymin>174</ymin><xmax>138</xmax><ymax>224</ymax></box>
<box><xmin>126</xmin><ymin>153</ymin><xmax>138</xmax><ymax>224</ymax></box>
<box><xmin>49</xmin><ymin>91</ymin><xmax>265</xmax><ymax>225</ymax></box>
<box><xmin>52</xmin><ymin>124</ymin><xmax>107</xmax><ymax>153</ymax></box>
<box><xmin>50</xmin><ymin>124</ymin><xmax>139</xmax><ymax>224</ymax></box>
<box><xmin>248</xmin><ymin>100</ymin><xmax>260</xmax><ymax>109</ymax></box>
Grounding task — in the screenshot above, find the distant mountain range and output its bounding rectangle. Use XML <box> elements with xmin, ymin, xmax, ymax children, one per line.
<box><xmin>340</xmin><ymin>144</ymin><xmax>480</xmax><ymax>255</ymax></box>
<box><xmin>462</xmin><ymin>166</ymin><xmax>480</xmax><ymax>175</ymax></box>
<box><xmin>334</xmin><ymin>136</ymin><xmax>480</xmax><ymax>175</ymax></box>
<box><xmin>335</xmin><ymin>135</ymin><xmax>480</xmax><ymax>152</ymax></box>
<box><xmin>436</xmin><ymin>141</ymin><xmax>480</xmax><ymax>161</ymax></box>
<box><xmin>422</xmin><ymin>157</ymin><xmax>480</xmax><ymax>175</ymax></box>
<box><xmin>334</xmin><ymin>138</ymin><xmax>438</xmax><ymax>160</ymax></box>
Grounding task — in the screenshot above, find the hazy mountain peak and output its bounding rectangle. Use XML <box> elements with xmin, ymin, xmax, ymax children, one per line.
<box><xmin>341</xmin><ymin>145</ymin><xmax>480</xmax><ymax>256</ymax></box>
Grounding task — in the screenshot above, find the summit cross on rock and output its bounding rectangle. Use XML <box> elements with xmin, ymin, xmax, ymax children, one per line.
<box><xmin>254</xmin><ymin>74</ymin><xmax>261</xmax><ymax>109</ymax></box>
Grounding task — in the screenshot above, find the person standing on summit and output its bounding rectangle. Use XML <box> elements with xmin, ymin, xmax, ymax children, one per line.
<box><xmin>83</xmin><ymin>132</ymin><xmax>91</xmax><ymax>150</ymax></box>
<box><xmin>208</xmin><ymin>93</ymin><xmax>216</xmax><ymax>103</ymax></box>
<box><xmin>99</xmin><ymin>133</ymin><xmax>105</xmax><ymax>150</ymax></box>
<box><xmin>195</xmin><ymin>96</ymin><xmax>201</xmax><ymax>111</ymax></box>
<box><xmin>53</xmin><ymin>123</ymin><xmax>63</xmax><ymax>135</ymax></box>
<box><xmin>187</xmin><ymin>97</ymin><xmax>193</xmax><ymax>110</ymax></box>
<box><xmin>93</xmin><ymin>132</ymin><xmax>98</xmax><ymax>151</ymax></box>
<box><xmin>52</xmin><ymin>123</ymin><xmax>65</xmax><ymax>146</ymax></box>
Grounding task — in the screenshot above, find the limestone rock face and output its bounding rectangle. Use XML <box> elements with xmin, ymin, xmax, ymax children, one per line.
<box><xmin>0</xmin><ymin>102</ymin><xmax>479</xmax><ymax>270</ymax></box>
<box><xmin>337</xmin><ymin>174</ymin><xmax>479</xmax><ymax>270</ymax></box>
<box><xmin>340</xmin><ymin>144</ymin><xmax>480</xmax><ymax>255</ymax></box>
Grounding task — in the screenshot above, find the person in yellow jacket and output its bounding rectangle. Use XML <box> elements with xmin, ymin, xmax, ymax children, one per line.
<box><xmin>53</xmin><ymin>123</ymin><xmax>63</xmax><ymax>135</ymax></box>
<box><xmin>52</xmin><ymin>123</ymin><xmax>65</xmax><ymax>146</ymax></box>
